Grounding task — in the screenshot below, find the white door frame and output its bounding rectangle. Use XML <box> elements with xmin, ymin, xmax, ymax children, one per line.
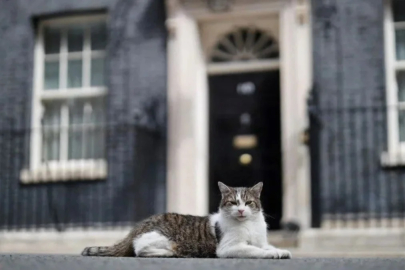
<box><xmin>165</xmin><ymin>0</ymin><xmax>313</xmax><ymax>229</ymax></box>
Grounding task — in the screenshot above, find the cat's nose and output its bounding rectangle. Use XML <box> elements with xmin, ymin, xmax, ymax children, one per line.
<box><xmin>238</xmin><ymin>210</ymin><xmax>244</xmax><ymax>214</ymax></box>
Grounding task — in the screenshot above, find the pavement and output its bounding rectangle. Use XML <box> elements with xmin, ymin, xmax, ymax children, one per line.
<box><xmin>1</xmin><ymin>254</ymin><xmax>405</xmax><ymax>270</ymax></box>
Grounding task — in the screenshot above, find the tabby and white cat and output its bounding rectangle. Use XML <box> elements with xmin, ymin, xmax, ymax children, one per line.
<box><xmin>81</xmin><ymin>182</ymin><xmax>292</xmax><ymax>259</ymax></box>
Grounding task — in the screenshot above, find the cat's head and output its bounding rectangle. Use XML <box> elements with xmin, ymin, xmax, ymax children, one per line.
<box><xmin>217</xmin><ymin>182</ymin><xmax>263</xmax><ymax>221</ymax></box>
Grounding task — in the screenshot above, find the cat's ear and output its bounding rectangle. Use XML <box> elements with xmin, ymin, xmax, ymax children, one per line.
<box><xmin>218</xmin><ymin>182</ymin><xmax>232</xmax><ymax>194</ymax></box>
<box><xmin>250</xmin><ymin>182</ymin><xmax>263</xmax><ymax>197</ymax></box>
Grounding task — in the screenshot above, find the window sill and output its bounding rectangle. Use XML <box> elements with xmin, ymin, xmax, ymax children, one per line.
<box><xmin>20</xmin><ymin>160</ymin><xmax>107</xmax><ymax>184</ymax></box>
<box><xmin>380</xmin><ymin>151</ymin><xmax>405</xmax><ymax>167</ymax></box>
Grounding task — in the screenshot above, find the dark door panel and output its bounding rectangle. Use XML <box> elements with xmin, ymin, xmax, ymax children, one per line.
<box><xmin>209</xmin><ymin>71</ymin><xmax>282</xmax><ymax>230</ymax></box>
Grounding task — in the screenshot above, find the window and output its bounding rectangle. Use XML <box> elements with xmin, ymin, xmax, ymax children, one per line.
<box><xmin>21</xmin><ymin>15</ymin><xmax>108</xmax><ymax>183</ymax></box>
<box><xmin>382</xmin><ymin>1</ymin><xmax>405</xmax><ymax>166</ymax></box>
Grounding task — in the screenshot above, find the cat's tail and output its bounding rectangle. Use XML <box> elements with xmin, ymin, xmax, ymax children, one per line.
<box><xmin>81</xmin><ymin>232</ymin><xmax>136</xmax><ymax>257</ymax></box>
<box><xmin>81</xmin><ymin>246</ymin><xmax>113</xmax><ymax>256</ymax></box>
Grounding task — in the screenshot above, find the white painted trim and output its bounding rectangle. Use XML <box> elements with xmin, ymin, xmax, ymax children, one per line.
<box><xmin>385</xmin><ymin>0</ymin><xmax>398</xmax><ymax>155</ymax></box>
<box><xmin>381</xmin><ymin>150</ymin><xmax>405</xmax><ymax>167</ymax></box>
<box><xmin>30</xmin><ymin>22</ymin><xmax>45</xmax><ymax>170</ymax></box>
<box><xmin>20</xmin><ymin>160</ymin><xmax>107</xmax><ymax>184</ymax></box>
<box><xmin>40</xmin><ymin>87</ymin><xmax>107</xmax><ymax>100</ymax></box>
<box><xmin>186</xmin><ymin>1</ymin><xmax>284</xmax><ymax>22</ymax></box>
<box><xmin>40</xmin><ymin>14</ymin><xmax>108</xmax><ymax>27</ymax></box>
<box><xmin>43</xmin><ymin>50</ymin><xmax>105</xmax><ymax>63</ymax></box>
<box><xmin>395</xmin><ymin>61</ymin><xmax>405</xmax><ymax>70</ymax></box>
<box><xmin>207</xmin><ymin>60</ymin><xmax>280</xmax><ymax>75</ymax></box>
<box><xmin>384</xmin><ymin>0</ymin><xmax>405</xmax><ymax>163</ymax></box>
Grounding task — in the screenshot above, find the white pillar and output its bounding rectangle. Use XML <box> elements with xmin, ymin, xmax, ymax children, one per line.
<box><xmin>166</xmin><ymin>9</ymin><xmax>209</xmax><ymax>216</ymax></box>
<box><xmin>280</xmin><ymin>0</ymin><xmax>312</xmax><ymax>229</ymax></box>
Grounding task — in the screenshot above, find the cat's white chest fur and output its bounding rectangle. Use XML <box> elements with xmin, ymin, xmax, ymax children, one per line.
<box><xmin>210</xmin><ymin>212</ymin><xmax>267</xmax><ymax>247</ymax></box>
<box><xmin>209</xmin><ymin>212</ymin><xmax>291</xmax><ymax>259</ymax></box>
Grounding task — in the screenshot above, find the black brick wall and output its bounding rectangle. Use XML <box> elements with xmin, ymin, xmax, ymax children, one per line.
<box><xmin>312</xmin><ymin>0</ymin><xmax>405</xmax><ymax>219</ymax></box>
<box><xmin>0</xmin><ymin>0</ymin><xmax>167</xmax><ymax>229</ymax></box>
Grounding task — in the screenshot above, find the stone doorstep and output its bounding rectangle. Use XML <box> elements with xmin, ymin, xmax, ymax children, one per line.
<box><xmin>289</xmin><ymin>249</ymin><xmax>405</xmax><ymax>258</ymax></box>
<box><xmin>298</xmin><ymin>228</ymin><xmax>405</xmax><ymax>254</ymax></box>
<box><xmin>267</xmin><ymin>231</ymin><xmax>299</xmax><ymax>248</ymax></box>
<box><xmin>268</xmin><ymin>230</ymin><xmax>405</xmax><ymax>258</ymax></box>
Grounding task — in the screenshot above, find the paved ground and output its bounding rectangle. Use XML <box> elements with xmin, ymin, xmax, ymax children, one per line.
<box><xmin>0</xmin><ymin>254</ymin><xmax>405</xmax><ymax>270</ymax></box>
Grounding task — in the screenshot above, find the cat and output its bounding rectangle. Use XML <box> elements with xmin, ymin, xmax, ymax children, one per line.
<box><xmin>81</xmin><ymin>182</ymin><xmax>292</xmax><ymax>259</ymax></box>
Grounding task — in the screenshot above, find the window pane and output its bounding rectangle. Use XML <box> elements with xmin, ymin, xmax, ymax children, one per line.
<box><xmin>399</xmin><ymin>111</ymin><xmax>405</xmax><ymax>142</ymax></box>
<box><xmin>91</xmin><ymin>57</ymin><xmax>105</xmax><ymax>86</ymax></box>
<box><xmin>42</xmin><ymin>102</ymin><xmax>61</xmax><ymax>161</ymax></box>
<box><xmin>67</xmin><ymin>26</ymin><xmax>84</xmax><ymax>52</ymax></box>
<box><xmin>393</xmin><ymin>0</ymin><xmax>405</xmax><ymax>22</ymax></box>
<box><xmin>396</xmin><ymin>29</ymin><xmax>405</xmax><ymax>61</ymax></box>
<box><xmin>91</xmin><ymin>97</ymin><xmax>105</xmax><ymax>125</ymax></box>
<box><xmin>398</xmin><ymin>71</ymin><xmax>405</xmax><ymax>102</ymax></box>
<box><xmin>44</xmin><ymin>61</ymin><xmax>59</xmax><ymax>90</ymax></box>
<box><xmin>68</xmin><ymin>98</ymin><xmax>105</xmax><ymax>160</ymax></box>
<box><xmin>43</xmin><ymin>102</ymin><xmax>61</xmax><ymax>126</ymax></box>
<box><xmin>69</xmin><ymin>99</ymin><xmax>84</xmax><ymax>125</ymax></box>
<box><xmin>68</xmin><ymin>59</ymin><xmax>82</xmax><ymax>88</ymax></box>
<box><xmin>90</xmin><ymin>98</ymin><xmax>105</xmax><ymax>159</ymax></box>
<box><xmin>91</xmin><ymin>23</ymin><xmax>107</xmax><ymax>50</ymax></box>
<box><xmin>68</xmin><ymin>99</ymin><xmax>83</xmax><ymax>160</ymax></box>
<box><xmin>44</xmin><ymin>27</ymin><xmax>60</xmax><ymax>54</ymax></box>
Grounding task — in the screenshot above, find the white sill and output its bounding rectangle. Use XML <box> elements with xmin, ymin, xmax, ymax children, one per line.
<box><xmin>380</xmin><ymin>151</ymin><xmax>405</xmax><ymax>167</ymax></box>
<box><xmin>20</xmin><ymin>160</ymin><xmax>107</xmax><ymax>184</ymax></box>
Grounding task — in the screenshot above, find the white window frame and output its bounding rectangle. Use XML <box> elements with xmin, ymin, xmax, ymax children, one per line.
<box><xmin>382</xmin><ymin>0</ymin><xmax>405</xmax><ymax>166</ymax></box>
<box><xmin>21</xmin><ymin>15</ymin><xmax>108</xmax><ymax>183</ymax></box>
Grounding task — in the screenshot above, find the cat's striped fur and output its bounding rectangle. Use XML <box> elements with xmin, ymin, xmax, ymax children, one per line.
<box><xmin>81</xmin><ymin>214</ymin><xmax>218</xmax><ymax>257</ymax></box>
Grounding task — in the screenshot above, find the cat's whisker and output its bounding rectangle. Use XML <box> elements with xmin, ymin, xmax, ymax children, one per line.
<box><xmin>263</xmin><ymin>213</ymin><xmax>276</xmax><ymax>220</ymax></box>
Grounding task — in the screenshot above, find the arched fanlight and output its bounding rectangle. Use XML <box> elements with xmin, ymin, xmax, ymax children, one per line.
<box><xmin>210</xmin><ymin>27</ymin><xmax>279</xmax><ymax>63</ymax></box>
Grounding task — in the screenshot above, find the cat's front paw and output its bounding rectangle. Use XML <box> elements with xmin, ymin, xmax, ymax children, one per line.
<box><xmin>276</xmin><ymin>249</ymin><xmax>292</xmax><ymax>259</ymax></box>
<box><xmin>263</xmin><ymin>249</ymin><xmax>280</xmax><ymax>259</ymax></box>
<box><xmin>263</xmin><ymin>248</ymin><xmax>292</xmax><ymax>259</ymax></box>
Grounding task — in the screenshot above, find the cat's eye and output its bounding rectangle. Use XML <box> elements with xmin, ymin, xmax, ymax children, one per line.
<box><xmin>245</xmin><ymin>201</ymin><xmax>253</xmax><ymax>205</ymax></box>
<box><xmin>227</xmin><ymin>201</ymin><xmax>237</xmax><ymax>206</ymax></box>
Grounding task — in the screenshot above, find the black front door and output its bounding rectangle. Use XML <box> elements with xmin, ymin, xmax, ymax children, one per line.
<box><xmin>208</xmin><ymin>70</ymin><xmax>282</xmax><ymax>230</ymax></box>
